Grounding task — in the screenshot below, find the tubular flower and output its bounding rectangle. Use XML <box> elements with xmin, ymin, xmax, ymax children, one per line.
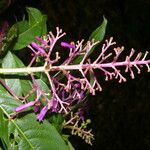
<box><xmin>60</xmin><ymin>42</ymin><xmax>75</xmax><ymax>49</ymax></box>
<box><xmin>15</xmin><ymin>101</ymin><xmax>35</xmax><ymax>112</ymax></box>
<box><xmin>31</xmin><ymin>42</ymin><xmax>47</xmax><ymax>56</ymax></box>
<box><xmin>37</xmin><ymin>105</ymin><xmax>49</xmax><ymax>122</ymax></box>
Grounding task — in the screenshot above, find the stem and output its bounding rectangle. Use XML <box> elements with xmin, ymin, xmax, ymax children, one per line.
<box><xmin>0</xmin><ymin>79</ymin><xmax>19</xmax><ymax>99</ymax></box>
<box><xmin>0</xmin><ymin>60</ymin><xmax>149</xmax><ymax>74</ymax></box>
<box><xmin>51</xmin><ymin>60</ymin><xmax>150</xmax><ymax>70</ymax></box>
<box><xmin>0</xmin><ymin>66</ymin><xmax>45</xmax><ymax>74</ymax></box>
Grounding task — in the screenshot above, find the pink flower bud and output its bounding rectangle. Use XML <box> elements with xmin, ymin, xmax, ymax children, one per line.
<box><xmin>31</xmin><ymin>42</ymin><xmax>46</xmax><ymax>54</ymax></box>
<box><xmin>60</xmin><ymin>42</ymin><xmax>75</xmax><ymax>49</ymax></box>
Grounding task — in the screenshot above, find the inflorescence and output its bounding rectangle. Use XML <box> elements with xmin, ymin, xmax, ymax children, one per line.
<box><xmin>9</xmin><ymin>27</ymin><xmax>150</xmax><ymax>144</ymax></box>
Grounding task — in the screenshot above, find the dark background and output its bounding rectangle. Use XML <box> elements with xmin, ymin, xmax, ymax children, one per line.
<box><xmin>1</xmin><ymin>0</ymin><xmax>150</xmax><ymax>149</ymax></box>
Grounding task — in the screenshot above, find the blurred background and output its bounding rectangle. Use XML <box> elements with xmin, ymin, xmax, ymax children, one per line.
<box><xmin>0</xmin><ymin>0</ymin><xmax>150</xmax><ymax>149</ymax></box>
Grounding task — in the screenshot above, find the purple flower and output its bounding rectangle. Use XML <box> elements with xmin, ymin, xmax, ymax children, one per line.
<box><xmin>79</xmin><ymin>90</ymin><xmax>85</xmax><ymax>99</ymax></box>
<box><xmin>37</xmin><ymin>105</ymin><xmax>48</xmax><ymax>121</ymax></box>
<box><xmin>35</xmin><ymin>37</ymin><xmax>47</xmax><ymax>45</ymax></box>
<box><xmin>60</xmin><ymin>42</ymin><xmax>75</xmax><ymax>49</ymax></box>
<box><xmin>51</xmin><ymin>100</ymin><xmax>58</xmax><ymax>112</ymax></box>
<box><xmin>78</xmin><ymin>109</ymin><xmax>85</xmax><ymax>121</ymax></box>
<box><xmin>74</xmin><ymin>83</ymin><xmax>81</xmax><ymax>89</ymax></box>
<box><xmin>34</xmin><ymin>105</ymin><xmax>40</xmax><ymax>113</ymax></box>
<box><xmin>15</xmin><ymin>101</ymin><xmax>35</xmax><ymax>112</ymax></box>
<box><xmin>31</xmin><ymin>42</ymin><xmax>46</xmax><ymax>55</ymax></box>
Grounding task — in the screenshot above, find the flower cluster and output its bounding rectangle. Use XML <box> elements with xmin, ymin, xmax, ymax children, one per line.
<box><xmin>64</xmin><ymin>112</ymin><xmax>94</xmax><ymax>145</ymax></box>
<box><xmin>15</xmin><ymin>27</ymin><xmax>150</xmax><ymax>122</ymax></box>
<box><xmin>13</xmin><ymin>27</ymin><xmax>150</xmax><ymax>144</ymax></box>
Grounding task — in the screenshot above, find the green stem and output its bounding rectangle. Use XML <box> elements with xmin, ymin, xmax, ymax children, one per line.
<box><xmin>0</xmin><ymin>66</ymin><xmax>45</xmax><ymax>74</ymax></box>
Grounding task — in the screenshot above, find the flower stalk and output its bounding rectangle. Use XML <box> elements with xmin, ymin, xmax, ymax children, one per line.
<box><xmin>0</xmin><ymin>59</ymin><xmax>149</xmax><ymax>74</ymax></box>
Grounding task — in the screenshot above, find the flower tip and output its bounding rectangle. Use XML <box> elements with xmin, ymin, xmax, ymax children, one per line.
<box><xmin>15</xmin><ymin>106</ymin><xmax>23</xmax><ymax>112</ymax></box>
<box><xmin>37</xmin><ymin>115</ymin><xmax>44</xmax><ymax>122</ymax></box>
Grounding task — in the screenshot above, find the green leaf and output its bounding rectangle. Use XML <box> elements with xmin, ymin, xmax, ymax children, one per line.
<box><xmin>27</xmin><ymin>7</ymin><xmax>43</xmax><ymax>26</ymax></box>
<box><xmin>2</xmin><ymin>51</ymin><xmax>33</xmax><ymax>97</ymax></box>
<box><xmin>48</xmin><ymin>113</ymin><xmax>64</xmax><ymax>133</ymax></box>
<box><xmin>67</xmin><ymin>141</ymin><xmax>75</xmax><ymax>150</ymax></box>
<box><xmin>0</xmin><ymin>93</ymin><xmax>21</xmax><ymax>114</ymax></box>
<box><xmin>27</xmin><ymin>7</ymin><xmax>47</xmax><ymax>35</ymax></box>
<box><xmin>62</xmin><ymin>135</ymin><xmax>75</xmax><ymax>150</ymax></box>
<box><xmin>2</xmin><ymin>51</ymin><xmax>24</xmax><ymax>68</ymax></box>
<box><xmin>89</xmin><ymin>16</ymin><xmax>107</xmax><ymax>42</ymax></box>
<box><xmin>0</xmin><ymin>109</ymin><xmax>9</xmax><ymax>147</ymax></box>
<box><xmin>72</xmin><ymin>17</ymin><xmax>107</xmax><ymax>64</ymax></box>
<box><xmin>72</xmin><ymin>55</ymin><xmax>84</xmax><ymax>65</ymax></box>
<box><xmin>86</xmin><ymin>16</ymin><xmax>107</xmax><ymax>57</ymax></box>
<box><xmin>0</xmin><ymin>24</ymin><xmax>17</xmax><ymax>58</ymax></box>
<box><xmin>6</xmin><ymin>24</ymin><xmax>18</xmax><ymax>40</ymax></box>
<box><xmin>0</xmin><ymin>83</ymin><xmax>9</xmax><ymax>94</ymax></box>
<box><xmin>35</xmin><ymin>79</ymin><xmax>51</xmax><ymax>98</ymax></box>
<box><xmin>20</xmin><ymin>80</ymin><xmax>35</xmax><ymax>101</ymax></box>
<box><xmin>0</xmin><ymin>93</ymin><xmax>70</xmax><ymax>150</ymax></box>
<box><xmin>14</xmin><ymin>20</ymin><xmax>29</xmax><ymax>36</ymax></box>
<box><xmin>13</xmin><ymin>7</ymin><xmax>47</xmax><ymax>50</ymax></box>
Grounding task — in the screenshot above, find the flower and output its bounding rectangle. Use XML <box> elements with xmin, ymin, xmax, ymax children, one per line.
<box><xmin>37</xmin><ymin>105</ymin><xmax>49</xmax><ymax>121</ymax></box>
<box><xmin>31</xmin><ymin>42</ymin><xmax>46</xmax><ymax>55</ymax></box>
<box><xmin>34</xmin><ymin>105</ymin><xmax>40</xmax><ymax>113</ymax></box>
<box><xmin>15</xmin><ymin>101</ymin><xmax>35</xmax><ymax>112</ymax></box>
<box><xmin>51</xmin><ymin>99</ymin><xmax>58</xmax><ymax>112</ymax></box>
<box><xmin>60</xmin><ymin>42</ymin><xmax>75</xmax><ymax>49</ymax></box>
